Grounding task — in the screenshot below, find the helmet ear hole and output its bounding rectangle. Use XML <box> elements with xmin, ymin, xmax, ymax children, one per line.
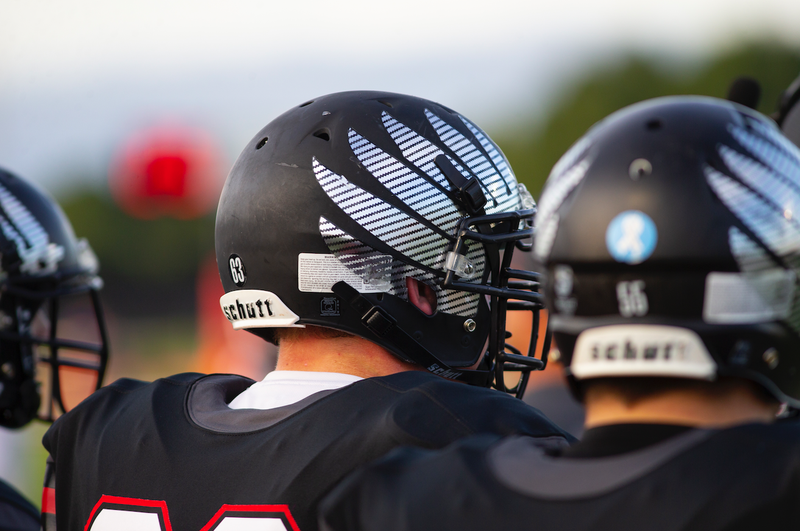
<box><xmin>313</xmin><ymin>129</ymin><xmax>331</xmax><ymax>141</ymax></box>
<box><xmin>406</xmin><ymin>277</ymin><xmax>437</xmax><ymax>316</ymax></box>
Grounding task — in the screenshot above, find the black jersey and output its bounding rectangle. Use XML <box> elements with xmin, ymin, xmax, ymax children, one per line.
<box><xmin>0</xmin><ymin>478</ymin><xmax>39</xmax><ymax>531</ymax></box>
<box><xmin>42</xmin><ymin>371</ymin><xmax>570</xmax><ymax>531</ymax></box>
<box><xmin>321</xmin><ymin>421</ymin><xmax>800</xmax><ymax>531</ymax></box>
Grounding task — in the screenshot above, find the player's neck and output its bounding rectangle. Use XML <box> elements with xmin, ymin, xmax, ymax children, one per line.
<box><xmin>275</xmin><ymin>335</ymin><xmax>421</xmax><ymax>378</ymax></box>
<box><xmin>583</xmin><ymin>384</ymin><xmax>780</xmax><ymax>429</ymax></box>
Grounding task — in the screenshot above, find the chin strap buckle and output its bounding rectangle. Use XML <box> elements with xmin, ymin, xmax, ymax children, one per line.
<box><xmin>361</xmin><ymin>307</ymin><xmax>396</xmax><ymax>336</ymax></box>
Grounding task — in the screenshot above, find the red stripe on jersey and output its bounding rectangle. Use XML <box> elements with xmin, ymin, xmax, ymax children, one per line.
<box><xmin>41</xmin><ymin>487</ymin><xmax>56</xmax><ymax>514</ymax></box>
<box><xmin>199</xmin><ymin>504</ymin><xmax>301</xmax><ymax>531</ymax></box>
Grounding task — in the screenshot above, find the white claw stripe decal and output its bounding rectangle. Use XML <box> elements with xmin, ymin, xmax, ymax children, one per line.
<box><xmin>711</xmin><ymin>122</ymin><xmax>800</xmax><ymax>260</ymax></box>
<box><xmin>706</xmin><ymin>119</ymin><xmax>800</xmax><ymax>333</ymax></box>
<box><xmin>705</xmin><ymin>169</ymin><xmax>799</xmax><ymax>265</ymax></box>
<box><xmin>314</xmin><ymin>158</ymin><xmax>483</xmax><ymax>316</ymax></box>
<box><xmin>534</xmin><ymin>136</ymin><xmax>593</xmax><ymax>259</ymax></box>
<box><xmin>314</xmin><ymin>158</ymin><xmax>449</xmax><ymax>267</ymax></box>
<box><xmin>348</xmin><ymin>129</ymin><xmax>462</xmax><ymax>234</ymax></box>
<box><xmin>0</xmin><ymin>183</ymin><xmax>65</xmax><ymax>276</ymax></box>
<box><xmin>719</xmin><ymin>144</ymin><xmax>800</xmax><ymax>219</ymax></box>
<box><xmin>427</xmin><ymin>110</ymin><xmax>519</xmax><ymax>214</ymax></box>
<box><xmin>740</xmin><ymin>116</ymin><xmax>800</xmax><ymax>169</ymax></box>
<box><xmin>549</xmin><ymin>134</ymin><xmax>593</xmax><ymax>188</ymax></box>
<box><xmin>728</xmin><ymin>227</ymin><xmax>777</xmax><ymax>272</ymax></box>
<box><xmin>319</xmin><ymin>217</ymin><xmax>481</xmax><ymax>316</ymax></box>
<box><xmin>315</xmin><ymin>107</ymin><xmax>525</xmax><ymax>317</ymax></box>
<box><xmin>381</xmin><ymin>111</ymin><xmax>453</xmax><ymax>191</ymax></box>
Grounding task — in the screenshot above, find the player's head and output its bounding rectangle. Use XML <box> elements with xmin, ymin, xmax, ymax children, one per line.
<box><xmin>536</xmin><ymin>95</ymin><xmax>800</xmax><ymax>408</ymax></box>
<box><xmin>0</xmin><ymin>167</ymin><xmax>108</xmax><ymax>428</ymax></box>
<box><xmin>215</xmin><ymin>91</ymin><xmax>544</xmax><ymax>393</ymax></box>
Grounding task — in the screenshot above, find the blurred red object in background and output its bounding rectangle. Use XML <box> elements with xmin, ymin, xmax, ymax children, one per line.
<box><xmin>110</xmin><ymin>123</ymin><xmax>224</xmax><ymax>219</ymax></box>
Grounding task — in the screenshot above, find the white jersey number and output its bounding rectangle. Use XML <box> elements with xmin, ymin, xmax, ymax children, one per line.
<box><xmin>85</xmin><ymin>496</ymin><xmax>299</xmax><ymax>531</ymax></box>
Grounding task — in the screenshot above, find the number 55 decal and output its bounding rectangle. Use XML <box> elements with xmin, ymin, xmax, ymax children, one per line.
<box><xmin>616</xmin><ymin>280</ymin><xmax>648</xmax><ymax>317</ymax></box>
<box><xmin>85</xmin><ymin>496</ymin><xmax>300</xmax><ymax>531</ymax></box>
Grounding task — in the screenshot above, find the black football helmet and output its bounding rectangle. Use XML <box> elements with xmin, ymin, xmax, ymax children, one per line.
<box><xmin>776</xmin><ymin>72</ymin><xmax>800</xmax><ymax>149</ymax></box>
<box><xmin>216</xmin><ymin>91</ymin><xmax>545</xmax><ymax>395</ymax></box>
<box><xmin>0</xmin><ymin>168</ymin><xmax>108</xmax><ymax>427</ymax></box>
<box><xmin>536</xmin><ymin>96</ymin><xmax>800</xmax><ymax>407</ymax></box>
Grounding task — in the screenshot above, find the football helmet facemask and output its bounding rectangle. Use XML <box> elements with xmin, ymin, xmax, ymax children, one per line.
<box><xmin>0</xmin><ymin>168</ymin><xmax>108</xmax><ymax>427</ymax></box>
<box><xmin>536</xmin><ymin>96</ymin><xmax>800</xmax><ymax>407</ymax></box>
<box><xmin>215</xmin><ymin>91</ymin><xmax>546</xmax><ymax>395</ymax></box>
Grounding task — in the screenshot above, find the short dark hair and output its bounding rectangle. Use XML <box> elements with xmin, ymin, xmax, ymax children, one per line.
<box><xmin>246</xmin><ymin>325</ymin><xmax>355</xmax><ymax>346</ymax></box>
<box><xmin>272</xmin><ymin>325</ymin><xmax>355</xmax><ymax>345</ymax></box>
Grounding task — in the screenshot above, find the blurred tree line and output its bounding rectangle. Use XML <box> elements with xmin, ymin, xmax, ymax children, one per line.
<box><xmin>497</xmin><ymin>42</ymin><xmax>800</xmax><ymax>197</ymax></box>
<box><xmin>57</xmin><ymin>41</ymin><xmax>800</xmax><ymax>322</ymax></box>
<box><xmin>60</xmin><ymin>191</ymin><xmax>215</xmax><ymax>319</ymax></box>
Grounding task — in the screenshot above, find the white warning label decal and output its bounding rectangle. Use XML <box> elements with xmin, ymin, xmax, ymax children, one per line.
<box><xmin>298</xmin><ymin>253</ymin><xmax>390</xmax><ymax>293</ymax></box>
<box><xmin>704</xmin><ymin>269</ymin><xmax>795</xmax><ymax>324</ymax></box>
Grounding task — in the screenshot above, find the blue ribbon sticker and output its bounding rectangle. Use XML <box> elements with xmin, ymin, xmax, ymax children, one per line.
<box><xmin>605</xmin><ymin>210</ymin><xmax>658</xmax><ymax>264</ymax></box>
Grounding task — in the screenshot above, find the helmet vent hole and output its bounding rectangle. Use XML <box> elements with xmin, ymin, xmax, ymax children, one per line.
<box><xmin>313</xmin><ymin>129</ymin><xmax>331</xmax><ymax>141</ymax></box>
<box><xmin>377</xmin><ymin>100</ymin><xmax>393</xmax><ymax>108</ymax></box>
<box><xmin>299</xmin><ymin>100</ymin><xmax>314</xmax><ymax>107</ymax></box>
<box><xmin>646</xmin><ymin>119</ymin><xmax>663</xmax><ymax>131</ymax></box>
<box><xmin>256</xmin><ymin>137</ymin><xmax>269</xmax><ymax>150</ymax></box>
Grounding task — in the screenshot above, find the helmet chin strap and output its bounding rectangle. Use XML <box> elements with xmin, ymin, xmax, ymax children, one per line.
<box><xmin>332</xmin><ymin>281</ymin><xmax>493</xmax><ymax>387</ymax></box>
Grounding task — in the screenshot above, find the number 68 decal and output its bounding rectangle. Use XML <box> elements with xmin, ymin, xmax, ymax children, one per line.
<box><xmin>85</xmin><ymin>496</ymin><xmax>300</xmax><ymax>531</ymax></box>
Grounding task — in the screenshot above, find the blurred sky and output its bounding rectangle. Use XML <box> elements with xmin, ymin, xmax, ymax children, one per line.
<box><xmin>1</xmin><ymin>0</ymin><xmax>800</xmax><ymax>194</ymax></box>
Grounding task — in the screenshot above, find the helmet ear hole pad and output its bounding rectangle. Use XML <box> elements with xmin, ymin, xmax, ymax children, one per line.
<box><xmin>406</xmin><ymin>277</ymin><xmax>437</xmax><ymax>316</ymax></box>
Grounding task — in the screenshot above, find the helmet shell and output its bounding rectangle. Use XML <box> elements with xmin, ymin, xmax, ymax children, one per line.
<box><xmin>216</xmin><ymin>91</ymin><xmax>529</xmax><ymax>369</ymax></box>
<box><xmin>536</xmin><ymin>96</ymin><xmax>800</xmax><ymax>405</ymax></box>
<box><xmin>0</xmin><ymin>168</ymin><xmax>107</xmax><ymax>427</ymax></box>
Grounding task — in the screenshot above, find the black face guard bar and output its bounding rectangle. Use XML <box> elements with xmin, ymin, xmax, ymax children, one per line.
<box><xmin>442</xmin><ymin>208</ymin><xmax>549</xmax><ymax>397</ymax></box>
<box><xmin>0</xmin><ymin>284</ymin><xmax>109</xmax><ymax>422</ymax></box>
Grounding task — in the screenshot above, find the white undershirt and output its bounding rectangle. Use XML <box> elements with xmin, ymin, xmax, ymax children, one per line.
<box><xmin>228</xmin><ymin>370</ymin><xmax>363</xmax><ymax>410</ymax></box>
